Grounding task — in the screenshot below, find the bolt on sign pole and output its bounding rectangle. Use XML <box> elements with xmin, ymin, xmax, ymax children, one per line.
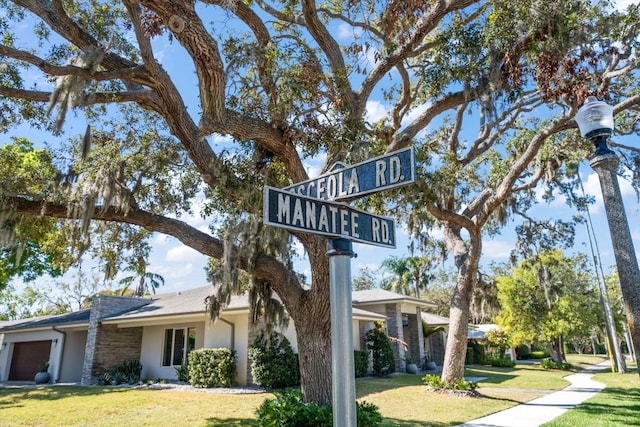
<box><xmin>327</xmin><ymin>238</ymin><xmax>357</xmax><ymax>427</ymax></box>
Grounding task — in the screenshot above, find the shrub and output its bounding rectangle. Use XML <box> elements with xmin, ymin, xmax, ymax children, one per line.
<box><xmin>113</xmin><ymin>359</ymin><xmax>143</xmax><ymax>384</ymax></box>
<box><xmin>96</xmin><ymin>372</ymin><xmax>112</xmax><ymax>386</ymax></box>
<box><xmin>111</xmin><ymin>371</ymin><xmax>128</xmax><ymax>385</ymax></box>
<box><xmin>174</xmin><ymin>359</ymin><xmax>190</xmax><ymax>382</ymax></box>
<box><xmin>487</xmin><ymin>356</ymin><xmax>516</xmax><ymax>368</ymax></box>
<box><xmin>423</xmin><ymin>374</ymin><xmax>478</xmax><ymax>395</ymax></box>
<box><xmin>255</xmin><ymin>389</ymin><xmax>383</xmax><ymax>426</ymax></box>
<box><xmin>365</xmin><ymin>325</ymin><xmax>395</xmax><ymax>376</ymax></box>
<box><xmin>541</xmin><ymin>358</ymin><xmax>573</xmax><ymax>371</ymax></box>
<box><xmin>354</xmin><ymin>350</ymin><xmax>369</xmax><ymax>378</ymax></box>
<box><xmin>248</xmin><ymin>332</ymin><xmax>300</xmax><ymax>389</ymax></box>
<box><xmin>188</xmin><ymin>348</ymin><xmax>237</xmax><ymax>388</ymax></box>
<box><xmin>467</xmin><ymin>341</ymin><xmax>487</xmax><ymax>365</ymax></box>
<box><xmin>516</xmin><ymin>344</ymin><xmax>531</xmax><ymax>359</ymax></box>
<box><xmin>465</xmin><ymin>347</ymin><xmax>474</xmax><ymax>365</ymax></box>
<box><xmin>530</xmin><ymin>350</ymin><xmax>550</xmax><ymax>359</ymax></box>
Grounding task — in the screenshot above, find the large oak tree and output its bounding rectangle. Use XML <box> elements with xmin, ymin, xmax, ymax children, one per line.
<box><xmin>1</xmin><ymin>0</ymin><xmax>640</xmax><ymax>401</ymax></box>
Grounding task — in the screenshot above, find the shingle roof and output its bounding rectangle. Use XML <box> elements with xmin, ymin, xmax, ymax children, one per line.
<box><xmin>0</xmin><ymin>309</ymin><xmax>91</xmax><ymax>332</ymax></box>
<box><xmin>1</xmin><ymin>286</ymin><xmax>422</xmax><ymax>330</ymax></box>
<box><xmin>104</xmin><ymin>285</ymin><xmax>244</xmax><ymax>321</ymax></box>
<box><xmin>421</xmin><ymin>312</ymin><xmax>450</xmax><ymax>326</ymax></box>
<box><xmin>106</xmin><ymin>285</ymin><xmax>386</xmax><ymax>322</ymax></box>
<box><xmin>352</xmin><ymin>289</ymin><xmax>436</xmax><ymax>308</ymax></box>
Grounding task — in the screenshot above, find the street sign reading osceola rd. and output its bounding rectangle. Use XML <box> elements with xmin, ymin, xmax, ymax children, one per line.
<box><xmin>263</xmin><ymin>186</ymin><xmax>396</xmax><ymax>248</ymax></box>
<box><xmin>283</xmin><ymin>146</ymin><xmax>415</xmax><ymax>201</ymax></box>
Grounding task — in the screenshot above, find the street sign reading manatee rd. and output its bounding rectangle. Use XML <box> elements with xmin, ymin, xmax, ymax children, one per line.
<box><xmin>283</xmin><ymin>146</ymin><xmax>415</xmax><ymax>202</ymax></box>
<box><xmin>263</xmin><ymin>186</ymin><xmax>396</xmax><ymax>248</ymax></box>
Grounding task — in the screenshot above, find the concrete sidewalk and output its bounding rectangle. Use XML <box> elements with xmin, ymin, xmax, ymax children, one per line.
<box><xmin>457</xmin><ymin>362</ymin><xmax>610</xmax><ymax>427</ymax></box>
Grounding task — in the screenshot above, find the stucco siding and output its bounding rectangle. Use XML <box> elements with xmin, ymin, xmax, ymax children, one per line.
<box><xmin>58</xmin><ymin>330</ymin><xmax>87</xmax><ymax>383</ymax></box>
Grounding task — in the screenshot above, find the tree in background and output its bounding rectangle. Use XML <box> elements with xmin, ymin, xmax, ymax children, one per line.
<box><xmin>380</xmin><ymin>1</ymin><xmax>640</xmax><ymax>383</ymax></box>
<box><xmin>352</xmin><ymin>267</ymin><xmax>377</xmax><ymax>291</ymax></box>
<box><xmin>495</xmin><ymin>250</ymin><xmax>601</xmax><ymax>363</ymax></box>
<box><xmin>0</xmin><ymin>1</ymin><xmax>639</xmax><ymax>398</ymax></box>
<box><xmin>118</xmin><ymin>256</ymin><xmax>165</xmax><ymax>296</ymax></box>
<box><xmin>0</xmin><ymin>266</ymin><xmax>108</xmax><ymax>319</ymax></box>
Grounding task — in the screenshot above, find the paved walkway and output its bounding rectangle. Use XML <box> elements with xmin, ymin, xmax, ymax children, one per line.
<box><xmin>457</xmin><ymin>362</ymin><xmax>609</xmax><ymax>427</ymax></box>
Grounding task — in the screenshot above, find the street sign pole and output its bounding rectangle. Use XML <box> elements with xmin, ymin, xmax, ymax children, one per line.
<box><xmin>327</xmin><ymin>238</ymin><xmax>357</xmax><ymax>427</ymax></box>
<box><xmin>263</xmin><ymin>148</ymin><xmax>417</xmax><ymax>425</ymax></box>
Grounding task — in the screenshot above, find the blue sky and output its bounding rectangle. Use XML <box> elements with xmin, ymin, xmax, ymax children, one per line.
<box><xmin>4</xmin><ymin>0</ymin><xmax>640</xmax><ymax>297</ymax></box>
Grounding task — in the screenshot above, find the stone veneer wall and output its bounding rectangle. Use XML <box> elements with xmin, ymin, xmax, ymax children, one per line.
<box><xmin>385</xmin><ymin>303</ymin><xmax>404</xmax><ymax>372</ymax></box>
<box><xmin>81</xmin><ymin>295</ymin><xmax>150</xmax><ymax>385</ymax></box>
<box><xmin>91</xmin><ymin>324</ymin><xmax>143</xmax><ymax>378</ymax></box>
<box><xmin>406</xmin><ymin>308</ymin><xmax>425</xmax><ymax>365</ymax></box>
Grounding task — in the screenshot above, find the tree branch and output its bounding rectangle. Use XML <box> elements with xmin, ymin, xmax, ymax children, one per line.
<box><xmin>11</xmin><ymin>196</ymin><xmax>300</xmax><ymax>293</ymax></box>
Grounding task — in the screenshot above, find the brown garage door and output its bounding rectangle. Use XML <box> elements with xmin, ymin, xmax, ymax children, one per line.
<box><xmin>8</xmin><ymin>340</ymin><xmax>52</xmax><ymax>381</ymax></box>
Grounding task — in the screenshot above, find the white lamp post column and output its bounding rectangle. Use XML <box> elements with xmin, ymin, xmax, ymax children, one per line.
<box><xmin>576</xmin><ymin>97</ymin><xmax>640</xmax><ymax>372</ymax></box>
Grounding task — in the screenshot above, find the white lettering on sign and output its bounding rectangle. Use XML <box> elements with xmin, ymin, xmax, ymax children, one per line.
<box><xmin>376</xmin><ymin>155</ymin><xmax>403</xmax><ymax>187</ymax></box>
<box><xmin>302</xmin><ymin>171</ymin><xmax>362</xmax><ymax>200</ymax></box>
<box><xmin>306</xmin><ymin>200</ymin><xmax>316</xmax><ymax>229</ymax></box>
<box><xmin>351</xmin><ymin>212</ymin><xmax>359</xmax><ymax>238</ymax></box>
<box><xmin>275</xmin><ymin>191</ymin><xmax>374</xmax><ymax>239</ymax></box>
<box><xmin>277</xmin><ymin>193</ymin><xmax>290</xmax><ymax>223</ymax></box>
<box><xmin>265</xmin><ymin>186</ymin><xmax>396</xmax><ymax>248</ymax></box>
<box><xmin>390</xmin><ymin>156</ymin><xmax>401</xmax><ymax>183</ymax></box>
<box><xmin>292</xmin><ymin>198</ymin><xmax>304</xmax><ymax>226</ymax></box>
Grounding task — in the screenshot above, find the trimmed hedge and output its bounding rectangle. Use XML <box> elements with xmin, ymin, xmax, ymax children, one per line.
<box><xmin>354</xmin><ymin>350</ymin><xmax>369</xmax><ymax>378</ymax></box>
<box><xmin>187</xmin><ymin>348</ymin><xmax>237</xmax><ymax>388</ymax></box>
<box><xmin>248</xmin><ymin>332</ymin><xmax>300</xmax><ymax>389</ymax></box>
<box><xmin>487</xmin><ymin>356</ymin><xmax>516</xmax><ymax>368</ymax></box>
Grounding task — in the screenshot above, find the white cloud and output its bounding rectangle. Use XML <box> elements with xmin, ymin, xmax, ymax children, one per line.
<box><xmin>337</xmin><ymin>23</ymin><xmax>362</xmax><ymax>40</ymax></box>
<box><xmin>482</xmin><ymin>239</ymin><xmax>514</xmax><ymax>259</ymax></box>
<box><xmin>166</xmin><ymin>244</ymin><xmax>205</xmax><ymax>263</ymax></box>
<box><xmin>612</xmin><ymin>0</ymin><xmax>638</xmax><ymax>10</ymax></box>
<box><xmin>365</xmin><ymin>100</ymin><xmax>388</xmax><ymax>124</ymax></box>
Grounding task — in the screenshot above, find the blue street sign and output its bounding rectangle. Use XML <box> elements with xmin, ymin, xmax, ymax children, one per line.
<box><xmin>263</xmin><ymin>186</ymin><xmax>396</xmax><ymax>248</ymax></box>
<box><xmin>283</xmin><ymin>146</ymin><xmax>415</xmax><ymax>201</ymax></box>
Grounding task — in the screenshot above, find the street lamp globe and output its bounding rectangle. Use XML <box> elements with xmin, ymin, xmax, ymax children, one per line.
<box><xmin>575</xmin><ymin>96</ymin><xmax>615</xmax><ymax>156</ymax></box>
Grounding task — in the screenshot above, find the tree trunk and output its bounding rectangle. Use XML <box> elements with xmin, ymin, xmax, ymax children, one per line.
<box><xmin>285</xmin><ymin>238</ymin><xmax>333</xmax><ymax>405</ymax></box>
<box><xmin>547</xmin><ymin>336</ymin><xmax>565</xmax><ymax>363</ymax></box>
<box><xmin>294</xmin><ymin>309</ymin><xmax>332</xmax><ymax>404</ymax></box>
<box><xmin>440</xmin><ymin>226</ymin><xmax>482</xmax><ymax>385</ymax></box>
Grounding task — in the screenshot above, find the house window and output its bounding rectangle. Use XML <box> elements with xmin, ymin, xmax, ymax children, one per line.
<box><xmin>162</xmin><ymin>327</ymin><xmax>196</xmax><ymax>366</ymax></box>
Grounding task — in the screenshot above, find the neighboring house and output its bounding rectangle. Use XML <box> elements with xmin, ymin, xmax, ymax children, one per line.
<box><xmin>421</xmin><ymin>312</ymin><xmax>450</xmax><ymax>365</ymax></box>
<box><xmin>0</xmin><ymin>286</ymin><xmax>437</xmax><ymax>385</ymax></box>
<box><xmin>352</xmin><ymin>289</ymin><xmax>437</xmax><ymax>371</ymax></box>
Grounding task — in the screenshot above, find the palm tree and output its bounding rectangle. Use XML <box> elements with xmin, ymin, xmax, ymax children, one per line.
<box><xmin>118</xmin><ymin>257</ymin><xmax>164</xmax><ymax>297</ymax></box>
<box><xmin>381</xmin><ymin>257</ymin><xmax>412</xmax><ymax>295</ymax></box>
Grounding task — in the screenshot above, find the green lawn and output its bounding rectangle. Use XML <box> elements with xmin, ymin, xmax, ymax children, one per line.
<box><xmin>0</xmin><ymin>356</ymin><xmax>634</xmax><ymax>426</ymax></box>
<box><xmin>542</xmin><ymin>359</ymin><xmax>639</xmax><ymax>427</ymax></box>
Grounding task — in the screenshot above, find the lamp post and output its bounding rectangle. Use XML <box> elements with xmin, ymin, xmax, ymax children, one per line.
<box><xmin>576</xmin><ymin>96</ymin><xmax>640</xmax><ymax>372</ymax></box>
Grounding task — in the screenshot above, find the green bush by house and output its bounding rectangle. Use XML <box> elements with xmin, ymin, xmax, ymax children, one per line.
<box><xmin>248</xmin><ymin>331</ymin><xmax>300</xmax><ymax>389</ymax></box>
<box><xmin>365</xmin><ymin>324</ymin><xmax>395</xmax><ymax>376</ymax></box>
<box><xmin>187</xmin><ymin>348</ymin><xmax>236</xmax><ymax>388</ymax></box>
<box><xmin>354</xmin><ymin>349</ymin><xmax>369</xmax><ymax>378</ymax></box>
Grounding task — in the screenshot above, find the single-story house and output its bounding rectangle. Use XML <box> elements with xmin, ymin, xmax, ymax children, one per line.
<box><xmin>0</xmin><ymin>286</ymin><xmax>436</xmax><ymax>385</ymax></box>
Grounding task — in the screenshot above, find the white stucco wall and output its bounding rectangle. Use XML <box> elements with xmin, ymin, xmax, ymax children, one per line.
<box><xmin>58</xmin><ymin>330</ymin><xmax>87</xmax><ymax>383</ymax></box>
<box><xmin>208</xmin><ymin>313</ymin><xmax>250</xmax><ymax>385</ymax></box>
